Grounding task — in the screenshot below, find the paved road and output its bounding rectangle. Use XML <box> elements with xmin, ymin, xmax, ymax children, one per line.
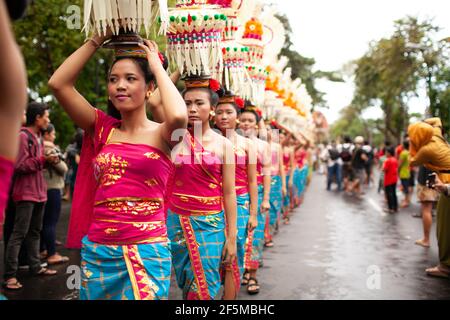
<box><xmin>1</xmin><ymin>172</ymin><xmax>449</xmax><ymax>300</ymax></box>
<box><xmin>244</xmin><ymin>172</ymin><xmax>450</xmax><ymax>300</ymax></box>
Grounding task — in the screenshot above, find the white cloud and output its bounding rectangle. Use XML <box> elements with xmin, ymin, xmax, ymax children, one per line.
<box><xmin>265</xmin><ymin>0</ymin><xmax>450</xmax><ymax>124</ymax></box>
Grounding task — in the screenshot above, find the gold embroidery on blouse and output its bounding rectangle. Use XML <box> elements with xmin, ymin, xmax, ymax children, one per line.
<box><xmin>132</xmin><ymin>223</ymin><xmax>161</xmax><ymax>232</ymax></box>
<box><xmin>106</xmin><ymin>128</ymin><xmax>115</xmax><ymax>144</ymax></box>
<box><xmin>104</xmin><ymin>228</ymin><xmax>120</xmax><ymax>236</ymax></box>
<box><xmin>179</xmin><ymin>196</ymin><xmax>189</xmax><ymax>202</ymax></box>
<box><xmin>98</xmin><ymin>126</ymin><xmax>104</xmax><ymax>142</ymax></box>
<box><xmin>144</xmin><ymin>152</ymin><xmax>161</xmax><ymax>160</ymax></box>
<box><xmin>95</xmin><ymin>197</ymin><xmax>163</xmax><ymax>206</ymax></box>
<box><xmin>95</xmin><ymin>153</ymin><xmax>129</xmax><ymax>186</ymax></box>
<box><xmin>209</xmin><ymin>183</ymin><xmax>218</xmax><ymax>189</ymax></box>
<box><xmin>105</xmin><ymin>199</ymin><xmax>162</xmax><ymax>216</ymax></box>
<box><xmin>172</xmin><ymin>193</ymin><xmax>222</xmax><ymax>206</ymax></box>
<box><xmin>145</xmin><ymin>179</ymin><xmax>158</xmax><ymax>187</ymax></box>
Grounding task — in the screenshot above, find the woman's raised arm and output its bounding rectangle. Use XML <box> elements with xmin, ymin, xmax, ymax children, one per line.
<box><xmin>139</xmin><ymin>40</ymin><xmax>187</xmax><ymax>147</ymax></box>
<box><xmin>48</xmin><ymin>34</ymin><xmax>109</xmax><ymax>135</ymax></box>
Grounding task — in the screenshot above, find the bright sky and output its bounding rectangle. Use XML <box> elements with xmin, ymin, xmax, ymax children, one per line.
<box><xmin>266</xmin><ymin>0</ymin><xmax>450</xmax><ymax>124</ymax></box>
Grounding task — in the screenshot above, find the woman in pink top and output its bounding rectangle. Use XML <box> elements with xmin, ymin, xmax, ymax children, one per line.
<box><xmin>48</xmin><ymin>31</ymin><xmax>187</xmax><ymax>299</ymax></box>
<box><xmin>166</xmin><ymin>78</ymin><xmax>237</xmax><ymax>300</ymax></box>
<box><xmin>281</xmin><ymin>132</ymin><xmax>295</xmax><ymax>223</ymax></box>
<box><xmin>238</xmin><ymin>102</ymin><xmax>271</xmax><ymax>295</ymax></box>
<box><xmin>214</xmin><ymin>92</ymin><xmax>258</xmax><ymax>298</ymax></box>
<box><xmin>264</xmin><ymin>123</ymin><xmax>287</xmax><ymax>247</ymax></box>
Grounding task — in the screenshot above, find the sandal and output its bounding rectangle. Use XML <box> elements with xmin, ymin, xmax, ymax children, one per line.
<box><xmin>35</xmin><ymin>267</ymin><xmax>58</xmax><ymax>276</ymax></box>
<box><xmin>247</xmin><ymin>277</ymin><xmax>260</xmax><ymax>295</ymax></box>
<box><xmin>264</xmin><ymin>241</ymin><xmax>274</xmax><ymax>248</ymax></box>
<box><xmin>426</xmin><ymin>265</ymin><xmax>450</xmax><ymax>279</ymax></box>
<box><xmin>241</xmin><ymin>271</ymin><xmax>250</xmax><ymax>285</ymax></box>
<box><xmin>47</xmin><ymin>254</ymin><xmax>69</xmax><ymax>265</ymax></box>
<box><xmin>3</xmin><ymin>278</ymin><xmax>23</xmax><ymax>290</ymax></box>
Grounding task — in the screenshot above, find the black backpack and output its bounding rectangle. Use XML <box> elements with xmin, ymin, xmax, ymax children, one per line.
<box><xmin>329</xmin><ymin>148</ymin><xmax>340</xmax><ymax>161</ymax></box>
<box><xmin>340</xmin><ymin>146</ymin><xmax>352</xmax><ymax>162</ymax></box>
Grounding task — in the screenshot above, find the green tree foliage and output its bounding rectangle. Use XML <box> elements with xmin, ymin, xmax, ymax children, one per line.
<box><xmin>434</xmin><ymin>66</ymin><xmax>450</xmax><ymax>135</ymax></box>
<box><xmin>13</xmin><ymin>0</ymin><xmax>173</xmax><ymax>148</ymax></box>
<box><xmin>276</xmin><ymin>13</ymin><xmax>343</xmax><ymax>109</ymax></box>
<box><xmin>352</xmin><ymin>16</ymin><xmax>449</xmax><ymax>143</ymax></box>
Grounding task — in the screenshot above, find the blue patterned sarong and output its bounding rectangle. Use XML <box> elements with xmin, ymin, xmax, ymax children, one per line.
<box><xmin>269</xmin><ymin>175</ymin><xmax>283</xmax><ymax>231</ymax></box>
<box><xmin>167</xmin><ymin>209</ymin><xmax>226</xmax><ymax>300</ymax></box>
<box><xmin>251</xmin><ymin>185</ymin><xmax>266</xmax><ymax>267</ymax></box>
<box><xmin>236</xmin><ymin>193</ymin><xmax>250</xmax><ymax>278</ymax></box>
<box><xmin>299</xmin><ymin>165</ymin><xmax>309</xmax><ymax>196</ymax></box>
<box><xmin>284</xmin><ymin>174</ymin><xmax>291</xmax><ymax>208</ymax></box>
<box><xmin>80</xmin><ymin>236</ymin><xmax>171</xmax><ymax>300</ymax></box>
<box><xmin>293</xmin><ymin>167</ymin><xmax>301</xmax><ymax>198</ymax></box>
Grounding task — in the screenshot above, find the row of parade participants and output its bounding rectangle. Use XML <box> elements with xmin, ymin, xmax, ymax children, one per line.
<box><xmin>42</xmin><ymin>32</ymin><xmax>310</xmax><ymax>300</ymax></box>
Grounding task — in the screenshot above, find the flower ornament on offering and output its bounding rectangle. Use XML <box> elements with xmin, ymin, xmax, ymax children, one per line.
<box><xmin>166</xmin><ymin>0</ymin><xmax>228</xmax><ymax>77</ymax></box>
<box><xmin>218</xmin><ymin>92</ymin><xmax>245</xmax><ymax>111</ymax></box>
<box><xmin>265</xmin><ymin>56</ymin><xmax>288</xmax><ymax>96</ymax></box>
<box><xmin>184</xmin><ymin>76</ymin><xmax>223</xmax><ymax>95</ymax></box>
<box><xmin>208</xmin><ymin>78</ymin><xmax>221</xmax><ymax>91</ymax></box>
<box><xmin>263</xmin><ymin>89</ymin><xmax>283</xmax><ymax>121</ymax></box>
<box><xmin>240</xmin><ymin>5</ymin><xmax>267</xmax><ymax>106</ymax></box>
<box><xmin>207</xmin><ymin>0</ymin><xmax>254</xmax><ymax>100</ymax></box>
<box><xmin>83</xmin><ymin>0</ymin><xmax>169</xmax><ymax>37</ymax></box>
<box><xmin>234</xmin><ymin>96</ymin><xmax>245</xmax><ymax>109</ymax></box>
<box><xmin>83</xmin><ymin>0</ymin><xmax>169</xmax><ymax>58</ymax></box>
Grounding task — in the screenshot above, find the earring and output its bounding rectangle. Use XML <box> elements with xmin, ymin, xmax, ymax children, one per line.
<box><xmin>236</xmin><ymin>119</ymin><xmax>240</xmax><ymax>125</ymax></box>
<box><xmin>209</xmin><ymin>110</ymin><xmax>215</xmax><ymax>117</ymax></box>
<box><xmin>255</xmin><ymin>125</ymin><xmax>259</xmax><ymax>130</ymax></box>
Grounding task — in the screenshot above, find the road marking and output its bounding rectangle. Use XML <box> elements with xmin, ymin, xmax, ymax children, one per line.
<box><xmin>367</xmin><ymin>197</ymin><xmax>386</xmax><ymax>216</ymax></box>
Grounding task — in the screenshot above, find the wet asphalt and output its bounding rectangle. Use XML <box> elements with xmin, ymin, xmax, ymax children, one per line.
<box><xmin>1</xmin><ymin>170</ymin><xmax>449</xmax><ymax>300</ymax></box>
